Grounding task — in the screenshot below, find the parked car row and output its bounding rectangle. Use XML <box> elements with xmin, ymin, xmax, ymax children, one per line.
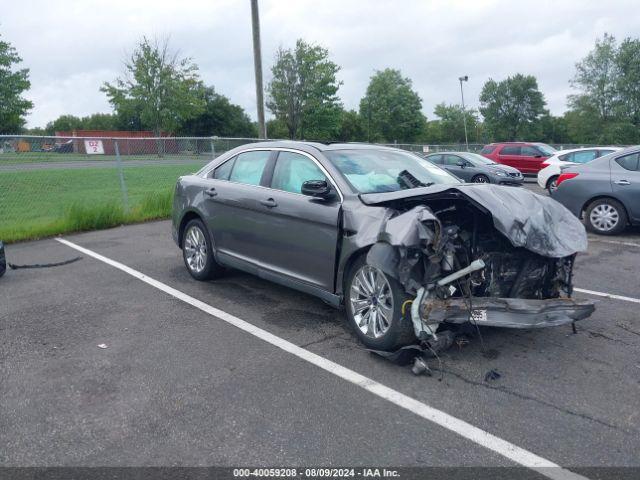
<box><xmin>421</xmin><ymin>142</ymin><xmax>638</xmax><ymax>236</ymax></box>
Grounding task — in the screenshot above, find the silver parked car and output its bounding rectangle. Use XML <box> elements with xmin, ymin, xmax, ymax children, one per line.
<box><xmin>423</xmin><ymin>152</ymin><xmax>523</xmax><ymax>185</ymax></box>
<box><xmin>552</xmin><ymin>146</ymin><xmax>640</xmax><ymax>235</ymax></box>
<box><xmin>172</xmin><ymin>142</ymin><xmax>593</xmax><ymax>353</ymax></box>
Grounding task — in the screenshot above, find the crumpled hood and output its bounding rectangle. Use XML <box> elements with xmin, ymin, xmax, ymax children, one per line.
<box><xmin>359</xmin><ymin>184</ymin><xmax>587</xmax><ymax>258</ymax></box>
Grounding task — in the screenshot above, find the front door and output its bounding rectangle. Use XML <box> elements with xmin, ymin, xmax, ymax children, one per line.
<box><xmin>443</xmin><ymin>154</ymin><xmax>476</xmax><ymax>182</ymax></box>
<box><xmin>258</xmin><ymin>150</ymin><xmax>341</xmax><ymax>291</ymax></box>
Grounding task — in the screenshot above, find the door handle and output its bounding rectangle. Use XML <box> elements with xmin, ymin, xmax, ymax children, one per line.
<box><xmin>204</xmin><ymin>187</ymin><xmax>218</xmax><ymax>197</ymax></box>
<box><xmin>615</xmin><ymin>180</ymin><xmax>631</xmax><ymax>186</ymax></box>
<box><xmin>259</xmin><ymin>198</ymin><xmax>277</xmax><ymax>208</ymax></box>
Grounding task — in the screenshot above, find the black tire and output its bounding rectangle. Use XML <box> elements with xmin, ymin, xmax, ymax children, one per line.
<box><xmin>583</xmin><ymin>198</ymin><xmax>628</xmax><ymax>235</ymax></box>
<box><xmin>344</xmin><ymin>255</ymin><xmax>415</xmax><ymax>351</ymax></box>
<box><xmin>546</xmin><ymin>175</ymin><xmax>559</xmax><ymax>194</ymax></box>
<box><xmin>472</xmin><ymin>174</ymin><xmax>490</xmax><ymax>184</ymax></box>
<box><xmin>182</xmin><ymin>218</ymin><xmax>224</xmax><ymax>280</ymax></box>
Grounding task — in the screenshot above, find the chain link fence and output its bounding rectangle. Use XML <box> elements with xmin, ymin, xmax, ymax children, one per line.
<box><xmin>0</xmin><ymin>134</ymin><xmax>618</xmax><ymax>242</ymax></box>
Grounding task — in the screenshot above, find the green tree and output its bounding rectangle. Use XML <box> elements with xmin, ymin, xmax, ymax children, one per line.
<box><xmin>615</xmin><ymin>37</ymin><xmax>640</xmax><ymax>126</ymax></box>
<box><xmin>266</xmin><ymin>39</ymin><xmax>343</xmax><ymax>141</ymax></box>
<box><xmin>45</xmin><ymin>115</ymin><xmax>83</xmax><ymax>134</ymax></box>
<box><xmin>181</xmin><ymin>87</ymin><xmax>256</xmax><ymax>137</ymax></box>
<box><xmin>432</xmin><ymin>103</ymin><xmax>479</xmax><ymax>144</ymax></box>
<box><xmin>0</xmin><ymin>33</ymin><xmax>33</xmax><ymax>134</ymax></box>
<box><xmin>266</xmin><ymin>118</ymin><xmax>289</xmax><ymax>139</ymax></box>
<box><xmin>359</xmin><ymin>69</ymin><xmax>425</xmax><ymax>143</ymax></box>
<box><xmin>82</xmin><ymin>113</ymin><xmax>118</xmax><ymax>131</ymax></box>
<box><xmin>569</xmin><ymin>33</ymin><xmax>618</xmax><ymax>122</ymax></box>
<box><xmin>479</xmin><ymin>74</ymin><xmax>547</xmax><ymax>141</ymax></box>
<box><xmin>101</xmin><ymin>36</ymin><xmax>205</xmax><ymax>136</ymax></box>
<box><xmin>336</xmin><ymin>109</ymin><xmax>365</xmax><ymax>142</ymax></box>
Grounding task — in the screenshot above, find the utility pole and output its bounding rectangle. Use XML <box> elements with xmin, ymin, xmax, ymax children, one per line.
<box><xmin>250</xmin><ymin>0</ymin><xmax>267</xmax><ymax>139</ymax></box>
<box><xmin>458</xmin><ymin>75</ymin><xmax>469</xmax><ymax>151</ymax></box>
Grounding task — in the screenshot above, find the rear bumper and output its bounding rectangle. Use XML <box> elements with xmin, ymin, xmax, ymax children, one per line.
<box><xmin>424</xmin><ymin>297</ymin><xmax>595</xmax><ymax>329</ymax></box>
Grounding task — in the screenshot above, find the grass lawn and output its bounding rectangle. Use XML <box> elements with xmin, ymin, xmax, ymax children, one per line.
<box><xmin>0</xmin><ymin>164</ymin><xmax>201</xmax><ymax>242</ymax></box>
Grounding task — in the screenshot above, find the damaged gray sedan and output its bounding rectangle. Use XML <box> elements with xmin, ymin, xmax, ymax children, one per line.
<box><xmin>172</xmin><ymin>142</ymin><xmax>595</xmax><ymax>353</ymax></box>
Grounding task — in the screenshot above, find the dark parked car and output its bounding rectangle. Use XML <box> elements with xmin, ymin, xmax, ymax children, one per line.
<box><xmin>172</xmin><ymin>142</ymin><xmax>593</xmax><ymax>353</ymax></box>
<box><xmin>480</xmin><ymin>142</ymin><xmax>557</xmax><ymax>174</ymax></box>
<box><xmin>552</xmin><ymin>146</ymin><xmax>640</xmax><ymax>235</ymax></box>
<box><xmin>423</xmin><ymin>151</ymin><xmax>523</xmax><ymax>185</ymax></box>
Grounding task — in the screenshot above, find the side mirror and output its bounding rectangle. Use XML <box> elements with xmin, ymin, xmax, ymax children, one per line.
<box><xmin>301</xmin><ymin>179</ymin><xmax>333</xmax><ymax>198</ymax></box>
<box><xmin>457</xmin><ymin>161</ymin><xmax>466</xmax><ymax>168</ymax></box>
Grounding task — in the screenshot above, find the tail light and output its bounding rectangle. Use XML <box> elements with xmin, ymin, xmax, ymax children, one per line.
<box><xmin>540</xmin><ymin>162</ymin><xmax>550</xmax><ymax>168</ymax></box>
<box><xmin>556</xmin><ymin>172</ymin><xmax>579</xmax><ymax>187</ymax></box>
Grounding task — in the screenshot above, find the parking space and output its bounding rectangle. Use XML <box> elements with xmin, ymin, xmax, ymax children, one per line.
<box><xmin>1</xmin><ymin>217</ymin><xmax>639</xmax><ymax>474</ymax></box>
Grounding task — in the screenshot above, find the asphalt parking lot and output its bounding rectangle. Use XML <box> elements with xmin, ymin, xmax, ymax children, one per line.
<box><xmin>1</xmin><ymin>181</ymin><xmax>639</xmax><ymax>478</ymax></box>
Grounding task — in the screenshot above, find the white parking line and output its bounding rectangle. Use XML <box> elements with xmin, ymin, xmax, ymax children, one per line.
<box><xmin>56</xmin><ymin>237</ymin><xmax>588</xmax><ymax>480</ymax></box>
<box><xmin>588</xmin><ymin>237</ymin><xmax>640</xmax><ymax>248</ymax></box>
<box><xmin>574</xmin><ymin>288</ymin><xmax>640</xmax><ymax>304</ymax></box>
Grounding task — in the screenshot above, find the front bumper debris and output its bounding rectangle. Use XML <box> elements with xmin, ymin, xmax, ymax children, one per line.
<box><xmin>422</xmin><ymin>296</ymin><xmax>595</xmax><ymax>329</ymax></box>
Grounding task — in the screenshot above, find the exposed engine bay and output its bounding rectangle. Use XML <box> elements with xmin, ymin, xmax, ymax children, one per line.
<box><xmin>360</xmin><ymin>186</ymin><xmax>596</xmax><ymax>350</ymax></box>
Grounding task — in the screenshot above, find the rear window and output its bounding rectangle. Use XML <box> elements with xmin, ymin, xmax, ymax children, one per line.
<box><xmin>480</xmin><ymin>145</ymin><xmax>496</xmax><ymax>154</ymax></box>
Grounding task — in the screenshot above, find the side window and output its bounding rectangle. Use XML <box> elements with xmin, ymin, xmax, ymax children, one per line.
<box><xmin>228</xmin><ymin>150</ymin><xmax>271</xmax><ymax>186</ymax></box>
<box><xmin>615</xmin><ymin>153</ymin><xmax>640</xmax><ymax>171</ymax></box>
<box><xmin>500</xmin><ymin>146</ymin><xmax>520</xmax><ymax>155</ymax></box>
<box><xmin>427</xmin><ymin>154</ymin><xmax>443</xmax><ymax>164</ymax></box>
<box><xmin>444</xmin><ymin>155</ymin><xmax>463</xmax><ymax>166</ymax></box>
<box><xmin>521</xmin><ymin>146</ymin><xmax>540</xmax><ymax>156</ymax></box>
<box><xmin>271</xmin><ymin>151</ymin><xmax>327</xmax><ymax>194</ymax></box>
<box><xmin>571</xmin><ymin>150</ymin><xmax>598</xmax><ymax>164</ymax></box>
<box><xmin>212</xmin><ymin>156</ymin><xmax>235</xmax><ymax>180</ymax></box>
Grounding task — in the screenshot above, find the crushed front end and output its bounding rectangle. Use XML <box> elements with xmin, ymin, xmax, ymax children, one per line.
<box><xmin>361</xmin><ymin>185</ymin><xmax>596</xmax><ymax>347</ymax></box>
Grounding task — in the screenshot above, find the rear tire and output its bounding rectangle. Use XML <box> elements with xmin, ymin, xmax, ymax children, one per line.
<box><xmin>584</xmin><ymin>198</ymin><xmax>627</xmax><ymax>235</ymax></box>
<box><xmin>546</xmin><ymin>175</ymin><xmax>559</xmax><ymax>194</ymax></box>
<box><xmin>182</xmin><ymin>218</ymin><xmax>224</xmax><ymax>280</ymax></box>
<box><xmin>472</xmin><ymin>174</ymin><xmax>490</xmax><ymax>184</ymax></box>
<box><xmin>344</xmin><ymin>255</ymin><xmax>415</xmax><ymax>351</ymax></box>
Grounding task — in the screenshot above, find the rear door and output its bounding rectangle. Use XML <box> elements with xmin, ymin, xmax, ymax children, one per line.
<box><xmin>202</xmin><ymin>149</ymin><xmax>276</xmax><ymax>266</ymax></box>
<box><xmin>496</xmin><ymin>145</ymin><xmax>521</xmax><ymax>170</ymax></box>
<box><xmin>611</xmin><ymin>152</ymin><xmax>640</xmax><ymax>221</ymax></box>
<box><xmin>258</xmin><ymin>150</ymin><xmax>342</xmax><ymax>290</ymax></box>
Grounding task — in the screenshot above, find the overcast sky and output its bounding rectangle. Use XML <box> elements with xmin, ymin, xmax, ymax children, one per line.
<box><xmin>4</xmin><ymin>0</ymin><xmax>640</xmax><ymax>128</ymax></box>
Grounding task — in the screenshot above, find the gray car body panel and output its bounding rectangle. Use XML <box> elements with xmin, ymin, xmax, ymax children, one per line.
<box><xmin>173</xmin><ymin>142</ymin><xmax>592</xmax><ymax>329</ymax></box>
<box><xmin>552</xmin><ymin>145</ymin><xmax>640</xmax><ymax>224</ymax></box>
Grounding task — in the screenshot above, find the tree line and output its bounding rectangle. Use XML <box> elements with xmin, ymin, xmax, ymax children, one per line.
<box><xmin>1</xmin><ymin>31</ymin><xmax>639</xmax><ymax>145</ymax></box>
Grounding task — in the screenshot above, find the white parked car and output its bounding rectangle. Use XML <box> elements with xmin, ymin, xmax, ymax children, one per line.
<box><xmin>537</xmin><ymin>147</ymin><xmax>622</xmax><ymax>193</ymax></box>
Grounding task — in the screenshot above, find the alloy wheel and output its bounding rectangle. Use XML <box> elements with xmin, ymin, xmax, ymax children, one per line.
<box><xmin>349</xmin><ymin>265</ymin><xmax>394</xmax><ymax>339</ymax></box>
<box><xmin>184</xmin><ymin>225</ymin><xmax>207</xmax><ymax>273</ymax></box>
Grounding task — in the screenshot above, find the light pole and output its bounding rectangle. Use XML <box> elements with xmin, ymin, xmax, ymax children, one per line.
<box><xmin>250</xmin><ymin>0</ymin><xmax>267</xmax><ymax>139</ymax></box>
<box><xmin>458</xmin><ymin>75</ymin><xmax>469</xmax><ymax>151</ymax></box>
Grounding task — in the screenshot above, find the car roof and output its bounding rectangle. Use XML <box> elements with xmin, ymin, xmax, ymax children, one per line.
<box><xmin>233</xmin><ymin>140</ymin><xmax>402</xmax><ymax>153</ymax></box>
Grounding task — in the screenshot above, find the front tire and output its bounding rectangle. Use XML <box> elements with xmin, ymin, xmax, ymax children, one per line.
<box><xmin>345</xmin><ymin>256</ymin><xmax>415</xmax><ymax>351</ymax></box>
<box><xmin>472</xmin><ymin>174</ymin><xmax>490</xmax><ymax>184</ymax></box>
<box><xmin>182</xmin><ymin>218</ymin><xmax>224</xmax><ymax>280</ymax></box>
<box><xmin>584</xmin><ymin>198</ymin><xmax>627</xmax><ymax>235</ymax></box>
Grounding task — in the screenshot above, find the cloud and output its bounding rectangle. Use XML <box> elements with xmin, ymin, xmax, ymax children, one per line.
<box><xmin>3</xmin><ymin>0</ymin><xmax>640</xmax><ymax>128</ymax></box>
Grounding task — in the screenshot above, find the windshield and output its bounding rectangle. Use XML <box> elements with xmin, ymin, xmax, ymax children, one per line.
<box><xmin>536</xmin><ymin>143</ymin><xmax>557</xmax><ymax>155</ymax></box>
<box><xmin>325</xmin><ymin>149</ymin><xmax>460</xmax><ymax>193</ymax></box>
<box><xmin>460</xmin><ymin>152</ymin><xmax>496</xmax><ymax>166</ymax></box>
